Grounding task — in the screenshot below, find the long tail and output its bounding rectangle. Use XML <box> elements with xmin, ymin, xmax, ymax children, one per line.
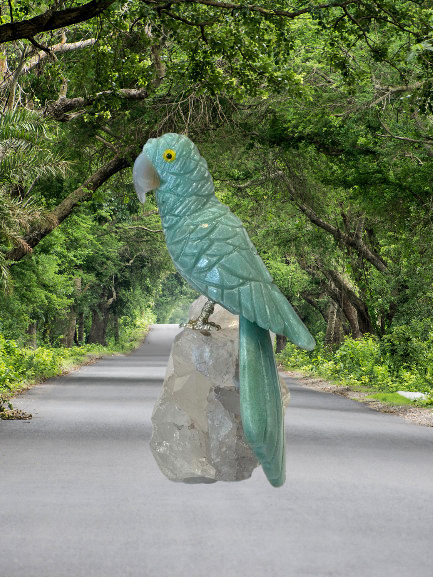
<box><xmin>239</xmin><ymin>315</ymin><xmax>286</xmax><ymax>487</ymax></box>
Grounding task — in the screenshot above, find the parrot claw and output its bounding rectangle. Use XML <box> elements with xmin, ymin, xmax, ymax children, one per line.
<box><xmin>180</xmin><ymin>298</ymin><xmax>221</xmax><ymax>333</ymax></box>
<box><xmin>180</xmin><ymin>319</ymin><xmax>221</xmax><ymax>334</ymax></box>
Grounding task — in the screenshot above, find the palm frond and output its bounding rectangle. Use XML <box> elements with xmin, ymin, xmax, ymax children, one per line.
<box><xmin>0</xmin><ymin>107</ymin><xmax>70</xmax><ymax>189</ymax></box>
<box><xmin>0</xmin><ymin>149</ymin><xmax>70</xmax><ymax>185</ymax></box>
<box><xmin>0</xmin><ymin>109</ymin><xmax>47</xmax><ymax>144</ymax></box>
<box><xmin>0</xmin><ymin>252</ymin><xmax>11</xmax><ymax>293</ymax></box>
<box><xmin>0</xmin><ymin>108</ymin><xmax>70</xmax><ymax>292</ymax></box>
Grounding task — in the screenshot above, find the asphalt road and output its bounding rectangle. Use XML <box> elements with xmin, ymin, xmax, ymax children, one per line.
<box><xmin>1</xmin><ymin>324</ymin><xmax>433</xmax><ymax>577</ymax></box>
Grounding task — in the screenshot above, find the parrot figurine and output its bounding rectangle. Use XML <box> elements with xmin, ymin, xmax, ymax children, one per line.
<box><xmin>133</xmin><ymin>133</ymin><xmax>315</xmax><ymax>487</ymax></box>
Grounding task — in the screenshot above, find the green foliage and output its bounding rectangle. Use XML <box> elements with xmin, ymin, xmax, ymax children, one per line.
<box><xmin>153</xmin><ymin>272</ymin><xmax>199</xmax><ymax>324</ymax></box>
<box><xmin>0</xmin><ymin>109</ymin><xmax>68</xmax><ymax>187</ymax></box>
<box><xmin>0</xmin><ymin>306</ymin><xmax>155</xmax><ymax>412</ymax></box>
<box><xmin>0</xmin><ymin>109</ymin><xmax>70</xmax><ymax>289</ymax></box>
<box><xmin>0</xmin><ymin>331</ymin><xmax>69</xmax><ymax>413</ymax></box>
<box><xmin>365</xmin><ymin>392</ymin><xmax>416</xmax><ymax>406</ymax></box>
<box><xmin>277</xmin><ymin>331</ymin><xmax>433</xmax><ymax>406</ymax></box>
<box><xmin>2</xmin><ymin>0</ymin><xmax>433</xmax><ymax>417</ymax></box>
<box><xmin>0</xmin><ymin>192</ymin><xmax>42</xmax><ymax>290</ymax></box>
<box><xmin>107</xmin><ymin>308</ymin><xmax>156</xmax><ymax>350</ymax></box>
<box><xmin>0</xmin><ymin>188</ymin><xmax>171</xmax><ymax>346</ymax></box>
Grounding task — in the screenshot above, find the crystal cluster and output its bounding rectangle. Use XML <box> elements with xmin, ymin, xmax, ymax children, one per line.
<box><xmin>150</xmin><ymin>297</ymin><xmax>290</xmax><ymax>483</ymax></box>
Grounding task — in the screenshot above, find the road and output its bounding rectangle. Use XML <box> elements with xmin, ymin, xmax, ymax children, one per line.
<box><xmin>1</xmin><ymin>324</ymin><xmax>433</xmax><ymax>577</ymax></box>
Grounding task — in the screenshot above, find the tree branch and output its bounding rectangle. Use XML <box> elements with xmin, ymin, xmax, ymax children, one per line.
<box><xmin>283</xmin><ymin>179</ymin><xmax>389</xmax><ymax>274</ymax></box>
<box><xmin>0</xmin><ymin>1</ymin><xmax>115</xmax><ymax>43</ymax></box>
<box><xmin>6</xmin><ymin>148</ymin><xmax>136</xmax><ymax>262</ymax></box>
<box><xmin>127</xmin><ymin>225</ymin><xmax>164</xmax><ymax>233</ymax></box>
<box><xmin>162</xmin><ymin>10</ymin><xmax>217</xmax><ymax>27</ymax></box>
<box><xmin>26</xmin><ymin>36</ymin><xmax>51</xmax><ymax>54</ymax></box>
<box><xmin>376</xmin><ymin>133</ymin><xmax>433</xmax><ymax>146</ymax></box>
<box><xmin>95</xmin><ymin>135</ymin><xmax>119</xmax><ymax>153</ymax></box>
<box><xmin>0</xmin><ymin>38</ymin><xmax>97</xmax><ymax>91</ymax></box>
<box><xmin>320</xmin><ymin>266</ymin><xmax>373</xmax><ymax>335</ymax></box>
<box><xmin>370</xmin><ymin>82</ymin><xmax>424</xmax><ymax>107</ymax></box>
<box><xmin>341</xmin><ymin>4</ymin><xmax>408</xmax><ymax>79</ymax></box>
<box><xmin>297</xmin><ymin>259</ymin><xmax>366</xmax><ymax>337</ymax></box>
<box><xmin>5</xmin><ymin>47</ymin><xmax>28</xmax><ymax>111</ymax></box>
<box><xmin>25</xmin><ymin>39</ymin><xmax>95</xmax><ymax>74</ymax></box>
<box><xmin>321</xmin><ymin>267</ymin><xmax>369</xmax><ymax>322</ymax></box>
<box><xmin>42</xmin><ymin>87</ymin><xmax>149</xmax><ymax>121</ymax></box>
<box><xmin>301</xmin><ymin>292</ymin><xmax>328</xmax><ymax>324</ymax></box>
<box><xmin>126</xmin><ymin>251</ymin><xmax>148</xmax><ymax>266</ymax></box>
<box><xmin>145</xmin><ymin>0</ymin><xmax>359</xmax><ymax>20</ymax></box>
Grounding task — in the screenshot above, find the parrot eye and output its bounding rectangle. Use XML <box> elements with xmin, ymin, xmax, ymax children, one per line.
<box><xmin>162</xmin><ymin>149</ymin><xmax>176</xmax><ymax>162</ymax></box>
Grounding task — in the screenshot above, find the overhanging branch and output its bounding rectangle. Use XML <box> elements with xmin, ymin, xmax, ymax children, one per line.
<box><xmin>283</xmin><ymin>179</ymin><xmax>389</xmax><ymax>274</ymax></box>
<box><xmin>145</xmin><ymin>0</ymin><xmax>359</xmax><ymax>20</ymax></box>
<box><xmin>0</xmin><ymin>39</ymin><xmax>97</xmax><ymax>91</ymax></box>
<box><xmin>0</xmin><ymin>1</ymin><xmax>115</xmax><ymax>43</ymax></box>
<box><xmin>6</xmin><ymin>148</ymin><xmax>135</xmax><ymax>262</ymax></box>
<box><xmin>42</xmin><ymin>87</ymin><xmax>149</xmax><ymax>121</ymax></box>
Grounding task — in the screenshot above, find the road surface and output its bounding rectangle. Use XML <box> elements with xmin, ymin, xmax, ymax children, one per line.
<box><xmin>1</xmin><ymin>324</ymin><xmax>433</xmax><ymax>577</ymax></box>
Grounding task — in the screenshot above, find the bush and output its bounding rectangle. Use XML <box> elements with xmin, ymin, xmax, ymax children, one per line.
<box><xmin>277</xmin><ymin>330</ymin><xmax>433</xmax><ymax>405</ymax></box>
<box><xmin>0</xmin><ymin>310</ymin><xmax>156</xmax><ymax>412</ymax></box>
<box><xmin>0</xmin><ymin>334</ymin><xmax>22</xmax><ymax>392</ymax></box>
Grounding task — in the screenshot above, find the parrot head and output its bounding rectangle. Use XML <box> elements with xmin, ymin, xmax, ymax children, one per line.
<box><xmin>133</xmin><ymin>133</ymin><xmax>211</xmax><ymax>204</ymax></box>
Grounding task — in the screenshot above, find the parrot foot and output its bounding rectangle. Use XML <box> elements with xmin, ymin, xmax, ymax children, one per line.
<box><xmin>180</xmin><ymin>299</ymin><xmax>221</xmax><ymax>334</ymax></box>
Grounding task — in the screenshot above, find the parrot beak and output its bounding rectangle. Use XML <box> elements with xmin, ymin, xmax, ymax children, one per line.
<box><xmin>133</xmin><ymin>151</ymin><xmax>160</xmax><ymax>203</ymax></box>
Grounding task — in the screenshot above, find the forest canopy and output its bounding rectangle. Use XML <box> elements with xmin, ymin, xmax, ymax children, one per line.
<box><xmin>0</xmin><ymin>1</ymin><xmax>432</xmax><ymax>400</ymax></box>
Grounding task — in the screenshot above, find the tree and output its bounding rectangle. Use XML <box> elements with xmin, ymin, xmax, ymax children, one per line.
<box><xmin>1</xmin><ymin>0</ymin><xmax>432</xmax><ymax>347</ymax></box>
<box><xmin>0</xmin><ymin>108</ymin><xmax>68</xmax><ymax>287</ymax></box>
<box><xmin>2</xmin><ymin>1</ymin><xmax>430</xmax><ymax>261</ymax></box>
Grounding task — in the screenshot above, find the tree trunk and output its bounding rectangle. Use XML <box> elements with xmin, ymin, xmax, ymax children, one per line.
<box><xmin>325</xmin><ymin>301</ymin><xmax>337</xmax><ymax>346</ymax></box>
<box><xmin>324</xmin><ymin>301</ymin><xmax>344</xmax><ymax>347</ymax></box>
<box><xmin>88</xmin><ymin>308</ymin><xmax>110</xmax><ymax>346</ymax></box>
<box><xmin>113</xmin><ymin>315</ymin><xmax>120</xmax><ymax>343</ymax></box>
<box><xmin>276</xmin><ymin>334</ymin><xmax>287</xmax><ymax>354</ymax></box>
<box><xmin>61</xmin><ymin>277</ymin><xmax>82</xmax><ymax>347</ymax></box>
<box><xmin>341</xmin><ymin>299</ymin><xmax>362</xmax><ymax>339</ymax></box>
<box><xmin>321</xmin><ymin>267</ymin><xmax>374</xmax><ymax>335</ymax></box>
<box><xmin>87</xmin><ymin>307</ymin><xmax>110</xmax><ymax>347</ymax></box>
<box><xmin>77</xmin><ymin>312</ymin><xmax>85</xmax><ymax>344</ymax></box>
<box><xmin>297</xmin><ymin>259</ymin><xmax>371</xmax><ymax>339</ymax></box>
<box><xmin>26</xmin><ymin>322</ymin><xmax>37</xmax><ymax>349</ymax></box>
<box><xmin>42</xmin><ymin>321</ymin><xmax>49</xmax><ymax>344</ymax></box>
<box><xmin>87</xmin><ymin>289</ymin><xmax>116</xmax><ymax>345</ymax></box>
<box><xmin>61</xmin><ymin>308</ymin><xmax>77</xmax><ymax>348</ymax></box>
<box><xmin>6</xmin><ymin>151</ymin><xmax>134</xmax><ymax>262</ymax></box>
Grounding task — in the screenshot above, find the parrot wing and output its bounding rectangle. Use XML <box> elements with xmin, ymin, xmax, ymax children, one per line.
<box><xmin>165</xmin><ymin>199</ymin><xmax>315</xmax><ymax>350</ymax></box>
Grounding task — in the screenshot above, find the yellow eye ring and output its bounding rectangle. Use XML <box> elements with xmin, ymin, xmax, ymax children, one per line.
<box><xmin>163</xmin><ymin>149</ymin><xmax>176</xmax><ymax>162</ymax></box>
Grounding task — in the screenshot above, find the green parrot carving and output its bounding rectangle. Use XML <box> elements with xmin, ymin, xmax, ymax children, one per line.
<box><xmin>133</xmin><ymin>133</ymin><xmax>315</xmax><ymax>487</ymax></box>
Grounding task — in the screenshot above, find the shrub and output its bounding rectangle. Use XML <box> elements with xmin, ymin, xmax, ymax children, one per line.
<box><xmin>0</xmin><ymin>310</ymin><xmax>156</xmax><ymax>413</ymax></box>
<box><xmin>277</xmin><ymin>331</ymin><xmax>433</xmax><ymax>405</ymax></box>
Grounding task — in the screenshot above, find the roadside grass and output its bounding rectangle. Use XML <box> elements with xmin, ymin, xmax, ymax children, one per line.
<box><xmin>0</xmin><ymin>313</ymin><xmax>155</xmax><ymax>416</ymax></box>
<box><xmin>365</xmin><ymin>392</ymin><xmax>417</xmax><ymax>405</ymax></box>
<box><xmin>280</xmin><ymin>366</ymin><xmax>431</xmax><ymax>410</ymax></box>
<box><xmin>276</xmin><ymin>333</ymin><xmax>433</xmax><ymax>408</ymax></box>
